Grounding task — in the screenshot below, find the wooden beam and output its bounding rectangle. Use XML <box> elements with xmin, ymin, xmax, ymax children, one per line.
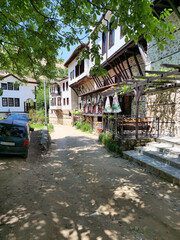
<box><xmin>114</xmin><ymin>58</ymin><xmax>127</xmax><ymax>80</ymax></box>
<box><xmin>134</xmin><ymin>76</ymin><xmax>180</xmax><ymax>80</ymax></box>
<box><xmin>114</xmin><ymin>59</ymin><xmax>127</xmax><ymax>81</ymax></box>
<box><xmin>133</xmin><ymin>53</ymin><xmax>143</xmax><ymax>76</ymax></box>
<box><xmin>137</xmin><ymin>42</ymin><xmax>147</xmax><ymax>65</ymax></box>
<box><xmin>96</xmin><ymin>76</ymin><xmax>104</xmax><ymax>87</ymax></box>
<box><xmin>124</xmin><ymin>53</ymin><xmax>133</xmax><ymax>78</ymax></box>
<box><xmin>92</xmin><ymin>75</ymin><xmax>101</xmax><ymax>88</ymax></box>
<box><xmin>118</xmin><ymin>56</ymin><xmax>129</xmax><ymax>79</ymax></box>
<box><xmin>161</xmin><ymin>63</ymin><xmax>180</xmax><ymax>69</ymax></box>
<box><xmin>109</xmin><ymin>62</ymin><xmax>122</xmax><ymax>82</ymax></box>
<box><xmin>107</xmin><ymin>73</ymin><xmax>115</xmax><ymax>84</ymax></box>
<box><xmin>145</xmin><ymin>70</ymin><xmax>169</xmax><ymax>74</ymax></box>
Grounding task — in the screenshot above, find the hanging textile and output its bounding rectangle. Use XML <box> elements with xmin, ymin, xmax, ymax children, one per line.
<box><xmin>104</xmin><ymin>97</ymin><xmax>112</xmax><ymax>113</ymax></box>
<box><xmin>112</xmin><ymin>93</ymin><xmax>122</xmax><ymax>113</ymax></box>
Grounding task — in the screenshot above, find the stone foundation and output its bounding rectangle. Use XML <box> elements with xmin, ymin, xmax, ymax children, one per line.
<box><xmin>49</xmin><ymin>109</ymin><xmax>72</xmax><ymax>126</ymax></box>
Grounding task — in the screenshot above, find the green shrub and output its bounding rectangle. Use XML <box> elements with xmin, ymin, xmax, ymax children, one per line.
<box><xmin>99</xmin><ymin>132</ymin><xmax>122</xmax><ymax>155</ymax></box>
<box><xmin>75</xmin><ymin>121</ymin><xmax>82</xmax><ymax>129</ymax></box>
<box><xmin>47</xmin><ymin>123</ymin><xmax>54</xmax><ymax>132</ymax></box>
<box><xmin>75</xmin><ymin>121</ymin><xmax>92</xmax><ymax>133</ymax></box>
<box><xmin>73</xmin><ymin>110</ymin><xmax>83</xmax><ymax>115</ymax></box>
<box><xmin>29</xmin><ymin>109</ymin><xmax>48</xmax><ymax>123</ymax></box>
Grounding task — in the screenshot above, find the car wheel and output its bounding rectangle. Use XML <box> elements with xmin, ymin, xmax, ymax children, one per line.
<box><xmin>22</xmin><ymin>153</ymin><xmax>28</xmax><ymax>159</ymax></box>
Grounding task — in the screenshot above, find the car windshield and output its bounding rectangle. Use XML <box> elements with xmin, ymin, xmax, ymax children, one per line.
<box><xmin>0</xmin><ymin>124</ymin><xmax>26</xmax><ymax>138</ymax></box>
<box><xmin>7</xmin><ymin>114</ymin><xmax>28</xmax><ymax>121</ymax></box>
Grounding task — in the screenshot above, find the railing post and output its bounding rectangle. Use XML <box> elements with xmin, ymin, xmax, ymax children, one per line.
<box><xmin>157</xmin><ymin>117</ymin><xmax>160</xmax><ymax>138</ymax></box>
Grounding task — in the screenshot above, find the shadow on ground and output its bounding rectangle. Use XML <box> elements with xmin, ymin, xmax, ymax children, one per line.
<box><xmin>0</xmin><ymin>127</ymin><xmax>180</xmax><ymax>240</ymax></box>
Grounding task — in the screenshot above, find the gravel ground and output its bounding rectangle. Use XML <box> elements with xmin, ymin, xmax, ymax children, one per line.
<box><xmin>0</xmin><ymin>125</ymin><xmax>180</xmax><ymax>240</ymax></box>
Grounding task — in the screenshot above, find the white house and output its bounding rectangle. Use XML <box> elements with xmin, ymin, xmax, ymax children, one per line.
<box><xmin>49</xmin><ymin>76</ymin><xmax>78</xmax><ymax>125</ymax></box>
<box><xmin>0</xmin><ymin>73</ymin><xmax>38</xmax><ymax>118</ymax></box>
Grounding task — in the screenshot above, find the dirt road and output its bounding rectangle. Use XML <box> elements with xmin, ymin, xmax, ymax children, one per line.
<box><xmin>0</xmin><ymin>125</ymin><xmax>180</xmax><ymax>240</ymax></box>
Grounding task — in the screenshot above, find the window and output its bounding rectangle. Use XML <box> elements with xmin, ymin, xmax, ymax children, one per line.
<box><xmin>63</xmin><ymin>82</ymin><xmax>65</xmax><ymax>91</ymax></box>
<box><xmin>8</xmin><ymin>98</ymin><xmax>14</xmax><ymax>107</ymax></box>
<box><xmin>1</xmin><ymin>83</ymin><xmax>7</xmax><ymax>90</ymax></box>
<box><xmin>14</xmin><ymin>84</ymin><xmax>19</xmax><ymax>90</ymax></box>
<box><xmin>70</xmin><ymin>70</ymin><xmax>74</xmax><ymax>80</ymax></box>
<box><xmin>51</xmin><ymin>98</ymin><xmax>56</xmax><ymax>106</ymax></box>
<box><xmin>63</xmin><ymin>98</ymin><xmax>65</xmax><ymax>105</ymax></box>
<box><xmin>75</xmin><ymin>60</ymin><xmax>84</xmax><ymax>77</ymax></box>
<box><xmin>80</xmin><ymin>59</ymin><xmax>84</xmax><ymax>74</ymax></box>
<box><xmin>109</xmin><ymin>21</ymin><xmax>115</xmax><ymax>48</ymax></box>
<box><xmin>102</xmin><ymin>32</ymin><xmax>107</xmax><ymax>54</ymax></box>
<box><xmin>57</xmin><ymin>97</ymin><xmax>61</xmax><ymax>106</ymax></box>
<box><xmin>15</xmin><ymin>98</ymin><xmax>20</xmax><ymax>107</ymax></box>
<box><xmin>2</xmin><ymin>98</ymin><xmax>8</xmax><ymax>107</ymax></box>
<box><xmin>67</xmin><ymin>98</ymin><xmax>69</xmax><ymax>105</ymax></box>
<box><xmin>120</xmin><ymin>25</ymin><xmax>124</xmax><ymax>39</ymax></box>
<box><xmin>66</xmin><ymin>82</ymin><xmax>69</xmax><ymax>91</ymax></box>
<box><xmin>75</xmin><ymin>64</ymin><xmax>80</xmax><ymax>77</ymax></box>
<box><xmin>8</xmin><ymin>82</ymin><xmax>13</xmax><ymax>90</ymax></box>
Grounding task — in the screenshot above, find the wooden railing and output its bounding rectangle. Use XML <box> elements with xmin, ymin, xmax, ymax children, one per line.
<box><xmin>104</xmin><ymin>116</ymin><xmax>159</xmax><ymax>139</ymax></box>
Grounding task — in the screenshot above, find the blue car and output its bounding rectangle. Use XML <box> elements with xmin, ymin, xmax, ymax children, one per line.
<box><xmin>6</xmin><ymin>113</ymin><xmax>30</xmax><ymax>122</ymax></box>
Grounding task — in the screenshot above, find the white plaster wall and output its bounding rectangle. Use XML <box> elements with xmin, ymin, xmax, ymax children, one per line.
<box><xmin>89</xmin><ymin>14</ymin><xmax>126</xmax><ymax>68</ymax></box>
<box><xmin>68</xmin><ymin>58</ymin><xmax>90</xmax><ymax>86</ymax></box>
<box><xmin>0</xmin><ymin>75</ymin><xmax>36</xmax><ymax>113</ymax></box>
<box><xmin>60</xmin><ymin>80</ymin><xmax>72</xmax><ymax>110</ymax></box>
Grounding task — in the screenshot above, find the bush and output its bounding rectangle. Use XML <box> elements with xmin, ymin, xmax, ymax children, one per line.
<box><xmin>75</xmin><ymin>121</ymin><xmax>92</xmax><ymax>133</ymax></box>
<box><xmin>73</xmin><ymin>110</ymin><xmax>83</xmax><ymax>115</ymax></box>
<box><xmin>99</xmin><ymin>132</ymin><xmax>122</xmax><ymax>155</ymax></box>
<box><xmin>47</xmin><ymin>123</ymin><xmax>54</xmax><ymax>132</ymax></box>
<box><xmin>29</xmin><ymin>109</ymin><xmax>48</xmax><ymax>123</ymax></box>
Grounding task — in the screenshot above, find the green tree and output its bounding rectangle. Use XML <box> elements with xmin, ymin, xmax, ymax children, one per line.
<box><xmin>0</xmin><ymin>0</ymin><xmax>175</xmax><ymax>79</ymax></box>
<box><xmin>36</xmin><ymin>83</ymin><xmax>49</xmax><ymax>111</ymax></box>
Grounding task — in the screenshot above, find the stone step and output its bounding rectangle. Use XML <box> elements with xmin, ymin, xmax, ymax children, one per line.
<box><xmin>146</xmin><ymin>142</ymin><xmax>180</xmax><ymax>158</ymax></box>
<box><xmin>156</xmin><ymin>137</ymin><xmax>180</xmax><ymax>148</ymax></box>
<box><xmin>135</xmin><ymin>146</ymin><xmax>180</xmax><ymax>170</ymax></box>
<box><xmin>123</xmin><ymin>150</ymin><xmax>180</xmax><ymax>185</ymax></box>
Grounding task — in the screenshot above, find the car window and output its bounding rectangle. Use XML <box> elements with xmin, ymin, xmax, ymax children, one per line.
<box><xmin>0</xmin><ymin>124</ymin><xmax>26</xmax><ymax>138</ymax></box>
<box><xmin>7</xmin><ymin>114</ymin><xmax>28</xmax><ymax>121</ymax></box>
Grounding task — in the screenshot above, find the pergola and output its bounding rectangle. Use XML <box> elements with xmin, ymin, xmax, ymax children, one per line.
<box><xmin>101</xmin><ymin>63</ymin><xmax>180</xmax><ymax>138</ymax></box>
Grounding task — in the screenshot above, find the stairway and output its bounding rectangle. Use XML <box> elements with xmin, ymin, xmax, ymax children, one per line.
<box><xmin>123</xmin><ymin>137</ymin><xmax>180</xmax><ymax>185</ymax></box>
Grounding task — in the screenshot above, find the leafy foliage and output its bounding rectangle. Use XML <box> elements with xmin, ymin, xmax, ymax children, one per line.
<box><xmin>75</xmin><ymin>121</ymin><xmax>92</xmax><ymax>133</ymax></box>
<box><xmin>29</xmin><ymin>109</ymin><xmax>47</xmax><ymax>123</ymax></box>
<box><xmin>0</xmin><ymin>0</ymin><xmax>175</xmax><ymax>79</ymax></box>
<box><xmin>73</xmin><ymin>110</ymin><xmax>83</xmax><ymax>115</ymax></box>
<box><xmin>99</xmin><ymin>132</ymin><xmax>122</xmax><ymax>155</ymax></box>
<box><xmin>36</xmin><ymin>83</ymin><xmax>49</xmax><ymax>111</ymax></box>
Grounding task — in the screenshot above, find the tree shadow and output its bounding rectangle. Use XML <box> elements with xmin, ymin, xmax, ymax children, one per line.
<box><xmin>0</xmin><ymin>128</ymin><xmax>180</xmax><ymax>240</ymax></box>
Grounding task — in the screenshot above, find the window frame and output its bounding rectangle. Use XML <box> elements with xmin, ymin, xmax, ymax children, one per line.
<box><xmin>102</xmin><ymin>32</ymin><xmax>107</xmax><ymax>55</ymax></box>
<box><xmin>15</xmin><ymin>98</ymin><xmax>20</xmax><ymax>107</ymax></box>
<box><xmin>1</xmin><ymin>83</ymin><xmax>7</xmax><ymax>90</ymax></box>
<box><xmin>109</xmin><ymin>21</ymin><xmax>115</xmax><ymax>48</ymax></box>
<box><xmin>8</xmin><ymin>98</ymin><xmax>14</xmax><ymax>107</ymax></box>
<box><xmin>2</xmin><ymin>98</ymin><xmax>8</xmax><ymax>107</ymax></box>
<box><xmin>8</xmin><ymin>82</ymin><xmax>13</xmax><ymax>90</ymax></box>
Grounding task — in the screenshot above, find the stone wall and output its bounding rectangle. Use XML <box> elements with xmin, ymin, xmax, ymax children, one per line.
<box><xmin>49</xmin><ymin>109</ymin><xmax>72</xmax><ymax>126</ymax></box>
<box><xmin>131</xmin><ymin>95</ymin><xmax>146</xmax><ymax>117</ymax></box>
<box><xmin>144</xmin><ymin>7</ymin><xmax>180</xmax><ymax>137</ymax></box>
<box><xmin>146</xmin><ymin>6</ymin><xmax>180</xmax><ymax>71</ymax></box>
<box><xmin>145</xmin><ymin>87</ymin><xmax>180</xmax><ymax>136</ymax></box>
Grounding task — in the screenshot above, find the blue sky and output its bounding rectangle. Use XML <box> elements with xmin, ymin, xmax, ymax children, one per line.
<box><xmin>58</xmin><ymin>44</ymin><xmax>80</xmax><ymax>62</ymax></box>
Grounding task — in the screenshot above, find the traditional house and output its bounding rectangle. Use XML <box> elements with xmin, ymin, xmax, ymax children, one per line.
<box><xmin>49</xmin><ymin>76</ymin><xmax>78</xmax><ymax>125</ymax></box>
<box><xmin>0</xmin><ymin>73</ymin><xmax>37</xmax><ymax>118</ymax></box>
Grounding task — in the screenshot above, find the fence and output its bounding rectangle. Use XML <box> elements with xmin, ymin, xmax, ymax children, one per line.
<box><xmin>104</xmin><ymin>116</ymin><xmax>159</xmax><ymax>139</ymax></box>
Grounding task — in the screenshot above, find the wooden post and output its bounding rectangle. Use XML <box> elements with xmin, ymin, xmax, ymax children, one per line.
<box><xmin>134</xmin><ymin>86</ymin><xmax>144</xmax><ymax>139</ymax></box>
